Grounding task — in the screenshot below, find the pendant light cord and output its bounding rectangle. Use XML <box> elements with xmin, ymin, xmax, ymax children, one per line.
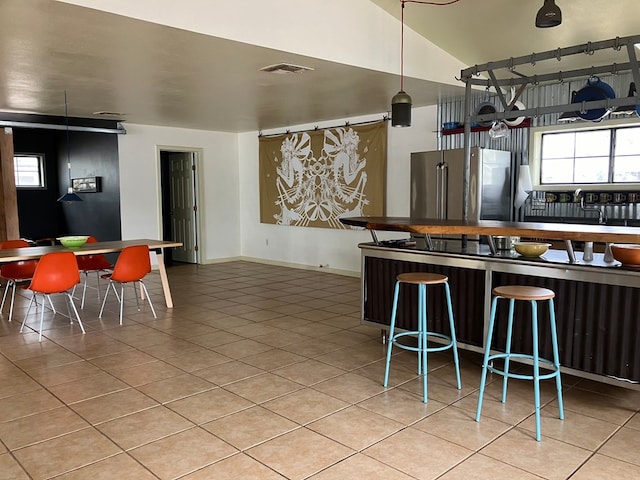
<box><xmin>399</xmin><ymin>0</ymin><xmax>460</xmax><ymax>90</ymax></box>
<box><xmin>400</xmin><ymin>0</ymin><xmax>405</xmax><ymax>91</ymax></box>
<box><xmin>64</xmin><ymin>90</ymin><xmax>72</xmax><ymax>184</ymax></box>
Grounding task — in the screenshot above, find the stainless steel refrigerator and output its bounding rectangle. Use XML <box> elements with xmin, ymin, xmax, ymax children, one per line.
<box><xmin>410</xmin><ymin>147</ymin><xmax>512</xmax><ymax>222</ymax></box>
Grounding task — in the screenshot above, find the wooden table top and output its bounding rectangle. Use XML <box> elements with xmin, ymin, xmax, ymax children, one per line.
<box><xmin>339</xmin><ymin>217</ymin><xmax>640</xmax><ymax>244</ymax></box>
<box><xmin>0</xmin><ymin>239</ymin><xmax>182</xmax><ymax>263</ymax></box>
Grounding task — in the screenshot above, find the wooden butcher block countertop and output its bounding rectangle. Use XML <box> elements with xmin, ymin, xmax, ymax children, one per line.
<box><xmin>339</xmin><ymin>217</ymin><xmax>640</xmax><ymax>244</ymax></box>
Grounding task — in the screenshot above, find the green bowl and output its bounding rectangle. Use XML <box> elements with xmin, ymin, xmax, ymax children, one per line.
<box><xmin>57</xmin><ymin>235</ymin><xmax>89</xmax><ymax>249</ymax></box>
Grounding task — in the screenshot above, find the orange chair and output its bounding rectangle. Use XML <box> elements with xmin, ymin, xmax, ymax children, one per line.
<box><xmin>99</xmin><ymin>245</ymin><xmax>156</xmax><ymax>325</ymax></box>
<box><xmin>0</xmin><ymin>240</ymin><xmax>38</xmax><ymax>322</ymax></box>
<box><xmin>20</xmin><ymin>252</ymin><xmax>84</xmax><ymax>341</ymax></box>
<box><xmin>75</xmin><ymin>236</ymin><xmax>113</xmax><ymax>308</ymax></box>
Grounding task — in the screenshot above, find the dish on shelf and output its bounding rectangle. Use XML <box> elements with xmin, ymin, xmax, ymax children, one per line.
<box><xmin>610</xmin><ymin>244</ymin><xmax>640</xmax><ymax>266</ymax></box>
<box><xmin>514</xmin><ymin>242</ymin><xmax>551</xmax><ymax>258</ymax></box>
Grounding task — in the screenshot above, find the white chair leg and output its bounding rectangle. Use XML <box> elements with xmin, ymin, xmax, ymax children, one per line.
<box><xmin>98</xmin><ymin>280</ymin><xmax>114</xmax><ymax>318</ymax></box>
<box><xmin>133</xmin><ymin>281</ymin><xmax>141</xmax><ymax>311</ymax></box>
<box><xmin>80</xmin><ymin>271</ymin><xmax>89</xmax><ymax>309</ymax></box>
<box><xmin>19</xmin><ymin>294</ymin><xmax>37</xmax><ymax>333</ymax></box>
<box><xmin>119</xmin><ymin>284</ymin><xmax>125</xmax><ymax>325</ymax></box>
<box><xmin>38</xmin><ymin>294</ymin><xmax>48</xmax><ymax>342</ymax></box>
<box><xmin>95</xmin><ymin>271</ymin><xmax>103</xmax><ymax>303</ymax></box>
<box><xmin>139</xmin><ymin>281</ymin><xmax>157</xmax><ymax>319</ymax></box>
<box><xmin>48</xmin><ymin>296</ymin><xmax>56</xmax><ymax>314</ymax></box>
<box><xmin>0</xmin><ymin>280</ymin><xmax>11</xmax><ymax>311</ymax></box>
<box><xmin>8</xmin><ymin>281</ymin><xmax>17</xmax><ymax>322</ymax></box>
<box><xmin>65</xmin><ymin>292</ymin><xmax>85</xmax><ymax>334</ymax></box>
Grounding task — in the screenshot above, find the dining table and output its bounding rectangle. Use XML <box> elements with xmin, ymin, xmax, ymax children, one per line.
<box><xmin>0</xmin><ymin>239</ymin><xmax>182</xmax><ymax>308</ymax></box>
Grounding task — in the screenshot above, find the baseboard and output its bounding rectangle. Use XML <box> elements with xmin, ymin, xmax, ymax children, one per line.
<box><xmin>197</xmin><ymin>255</ymin><xmax>359</xmax><ymax>277</ymax></box>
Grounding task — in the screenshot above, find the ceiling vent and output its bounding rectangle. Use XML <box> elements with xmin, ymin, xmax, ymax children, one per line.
<box><xmin>259</xmin><ymin>63</ymin><xmax>314</xmax><ymax>75</ymax></box>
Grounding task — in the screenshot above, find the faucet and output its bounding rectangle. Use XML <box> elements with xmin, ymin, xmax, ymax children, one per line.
<box><xmin>574</xmin><ymin>188</ymin><xmax>606</xmax><ymax>224</ymax></box>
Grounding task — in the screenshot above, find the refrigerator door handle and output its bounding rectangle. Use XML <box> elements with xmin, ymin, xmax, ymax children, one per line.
<box><xmin>435</xmin><ymin>162</ymin><xmax>449</xmax><ymax>219</ymax></box>
<box><xmin>441</xmin><ymin>162</ymin><xmax>448</xmax><ymax>219</ymax></box>
<box><xmin>436</xmin><ymin>163</ymin><xmax>443</xmax><ymax>219</ymax></box>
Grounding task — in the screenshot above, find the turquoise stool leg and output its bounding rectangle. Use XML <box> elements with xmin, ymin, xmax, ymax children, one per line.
<box><xmin>531</xmin><ymin>299</ymin><xmax>542</xmax><ymax>441</ymax></box>
<box><xmin>501</xmin><ymin>298</ymin><xmax>515</xmax><ymax>403</ymax></box>
<box><xmin>417</xmin><ymin>284</ymin><xmax>424</xmax><ymax>376</ymax></box>
<box><xmin>383</xmin><ymin>280</ymin><xmax>400</xmax><ymax>388</ymax></box>
<box><xmin>444</xmin><ymin>282</ymin><xmax>462</xmax><ymax>390</ymax></box>
<box><xmin>476</xmin><ymin>295</ymin><xmax>499</xmax><ymax>422</ymax></box>
<box><xmin>548</xmin><ymin>298</ymin><xmax>565</xmax><ymax>420</ymax></box>
<box><xmin>419</xmin><ymin>284</ymin><xmax>429</xmax><ymax>401</ymax></box>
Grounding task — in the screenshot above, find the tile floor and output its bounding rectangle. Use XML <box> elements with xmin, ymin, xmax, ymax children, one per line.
<box><xmin>0</xmin><ymin>260</ymin><xmax>639</xmax><ymax>479</ymax></box>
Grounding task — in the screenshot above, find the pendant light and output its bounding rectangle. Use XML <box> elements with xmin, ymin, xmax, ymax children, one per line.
<box><xmin>535</xmin><ymin>0</ymin><xmax>562</xmax><ymax>28</ymax></box>
<box><xmin>57</xmin><ymin>91</ymin><xmax>82</xmax><ymax>202</ymax></box>
<box><xmin>391</xmin><ymin>0</ymin><xmax>412</xmax><ymax>127</ymax></box>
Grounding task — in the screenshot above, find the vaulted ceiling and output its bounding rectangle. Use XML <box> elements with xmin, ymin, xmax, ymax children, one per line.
<box><xmin>0</xmin><ymin>0</ymin><xmax>637</xmax><ymax>132</ymax></box>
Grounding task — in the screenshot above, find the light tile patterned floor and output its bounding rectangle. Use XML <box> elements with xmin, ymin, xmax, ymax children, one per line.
<box><xmin>0</xmin><ymin>260</ymin><xmax>639</xmax><ymax>479</ymax></box>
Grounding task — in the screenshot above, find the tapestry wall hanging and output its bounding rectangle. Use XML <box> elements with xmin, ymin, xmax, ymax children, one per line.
<box><xmin>259</xmin><ymin>120</ymin><xmax>387</xmax><ymax>229</ymax></box>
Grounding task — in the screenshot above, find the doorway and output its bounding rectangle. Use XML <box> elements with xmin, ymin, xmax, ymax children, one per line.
<box><xmin>159</xmin><ymin>148</ymin><xmax>200</xmax><ymax>264</ymax></box>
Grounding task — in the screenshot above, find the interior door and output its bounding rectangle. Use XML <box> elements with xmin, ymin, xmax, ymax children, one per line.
<box><xmin>167</xmin><ymin>152</ymin><xmax>197</xmax><ymax>263</ymax></box>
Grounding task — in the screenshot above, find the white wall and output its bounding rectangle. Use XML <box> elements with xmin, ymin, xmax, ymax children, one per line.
<box><xmin>117</xmin><ymin>110</ymin><xmax>438</xmax><ymax>273</ymax></box>
<box><xmin>238</xmin><ymin>106</ymin><xmax>439</xmax><ymax>274</ymax></box>
<box><xmin>117</xmin><ymin>124</ymin><xmax>241</xmax><ymax>261</ymax></box>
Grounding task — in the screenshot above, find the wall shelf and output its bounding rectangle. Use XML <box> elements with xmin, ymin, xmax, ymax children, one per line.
<box><xmin>441</xmin><ymin>118</ymin><xmax>531</xmax><ymax>135</ymax></box>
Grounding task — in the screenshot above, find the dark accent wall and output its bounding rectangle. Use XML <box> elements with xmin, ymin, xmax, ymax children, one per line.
<box><xmin>12</xmin><ymin>130</ymin><xmax>61</xmax><ymax>239</ymax></box>
<box><xmin>12</xmin><ymin>127</ymin><xmax>122</xmax><ymax>242</ymax></box>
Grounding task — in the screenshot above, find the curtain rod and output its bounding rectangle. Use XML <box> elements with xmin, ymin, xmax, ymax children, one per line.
<box><xmin>258</xmin><ymin>116</ymin><xmax>388</xmax><ymax>138</ymax></box>
<box><xmin>0</xmin><ymin>120</ymin><xmax>126</xmax><ymax>134</ymax></box>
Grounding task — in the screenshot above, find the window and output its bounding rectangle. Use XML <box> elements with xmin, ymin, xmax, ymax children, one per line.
<box><xmin>536</xmin><ymin>125</ymin><xmax>640</xmax><ymax>186</ymax></box>
<box><xmin>13</xmin><ymin>154</ymin><xmax>45</xmax><ymax>188</ymax></box>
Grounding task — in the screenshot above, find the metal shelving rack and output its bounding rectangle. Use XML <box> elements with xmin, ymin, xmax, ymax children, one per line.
<box><xmin>458</xmin><ymin>34</ymin><xmax>640</xmax><ymax>224</ymax></box>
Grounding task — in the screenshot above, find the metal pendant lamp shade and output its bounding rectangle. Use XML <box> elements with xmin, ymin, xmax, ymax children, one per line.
<box><xmin>391</xmin><ymin>0</ymin><xmax>411</xmax><ymax>127</ymax></box>
<box><xmin>58</xmin><ymin>187</ymin><xmax>82</xmax><ymax>202</ymax></box>
<box><xmin>536</xmin><ymin>0</ymin><xmax>562</xmax><ymax>28</ymax></box>
<box><xmin>57</xmin><ymin>91</ymin><xmax>82</xmax><ymax>202</ymax></box>
<box><xmin>392</xmin><ymin>90</ymin><xmax>412</xmax><ymax>127</ymax></box>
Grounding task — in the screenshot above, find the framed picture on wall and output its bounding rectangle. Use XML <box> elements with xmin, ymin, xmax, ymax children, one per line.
<box><xmin>72</xmin><ymin>176</ymin><xmax>101</xmax><ymax>193</ymax></box>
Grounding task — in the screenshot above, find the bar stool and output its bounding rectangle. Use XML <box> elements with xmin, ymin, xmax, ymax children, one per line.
<box><xmin>475</xmin><ymin>285</ymin><xmax>564</xmax><ymax>441</ymax></box>
<box><xmin>383</xmin><ymin>272</ymin><xmax>461</xmax><ymax>403</ymax></box>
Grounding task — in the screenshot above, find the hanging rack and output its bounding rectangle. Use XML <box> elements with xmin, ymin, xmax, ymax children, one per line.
<box><xmin>458</xmin><ymin>34</ymin><xmax>640</xmax><ymax>228</ymax></box>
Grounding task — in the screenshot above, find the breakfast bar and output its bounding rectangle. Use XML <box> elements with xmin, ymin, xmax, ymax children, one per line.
<box><xmin>340</xmin><ymin>216</ymin><xmax>640</xmax><ymax>387</ymax></box>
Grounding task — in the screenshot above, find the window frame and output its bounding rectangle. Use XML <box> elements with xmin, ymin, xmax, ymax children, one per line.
<box><xmin>529</xmin><ymin>116</ymin><xmax>640</xmax><ymax>192</ymax></box>
<box><xmin>13</xmin><ymin>153</ymin><xmax>47</xmax><ymax>190</ymax></box>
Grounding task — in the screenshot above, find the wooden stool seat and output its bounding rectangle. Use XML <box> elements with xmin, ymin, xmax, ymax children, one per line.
<box><xmin>397</xmin><ymin>272</ymin><xmax>448</xmax><ymax>285</ymax></box>
<box><xmin>492</xmin><ymin>285</ymin><xmax>555</xmax><ymax>301</ymax></box>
